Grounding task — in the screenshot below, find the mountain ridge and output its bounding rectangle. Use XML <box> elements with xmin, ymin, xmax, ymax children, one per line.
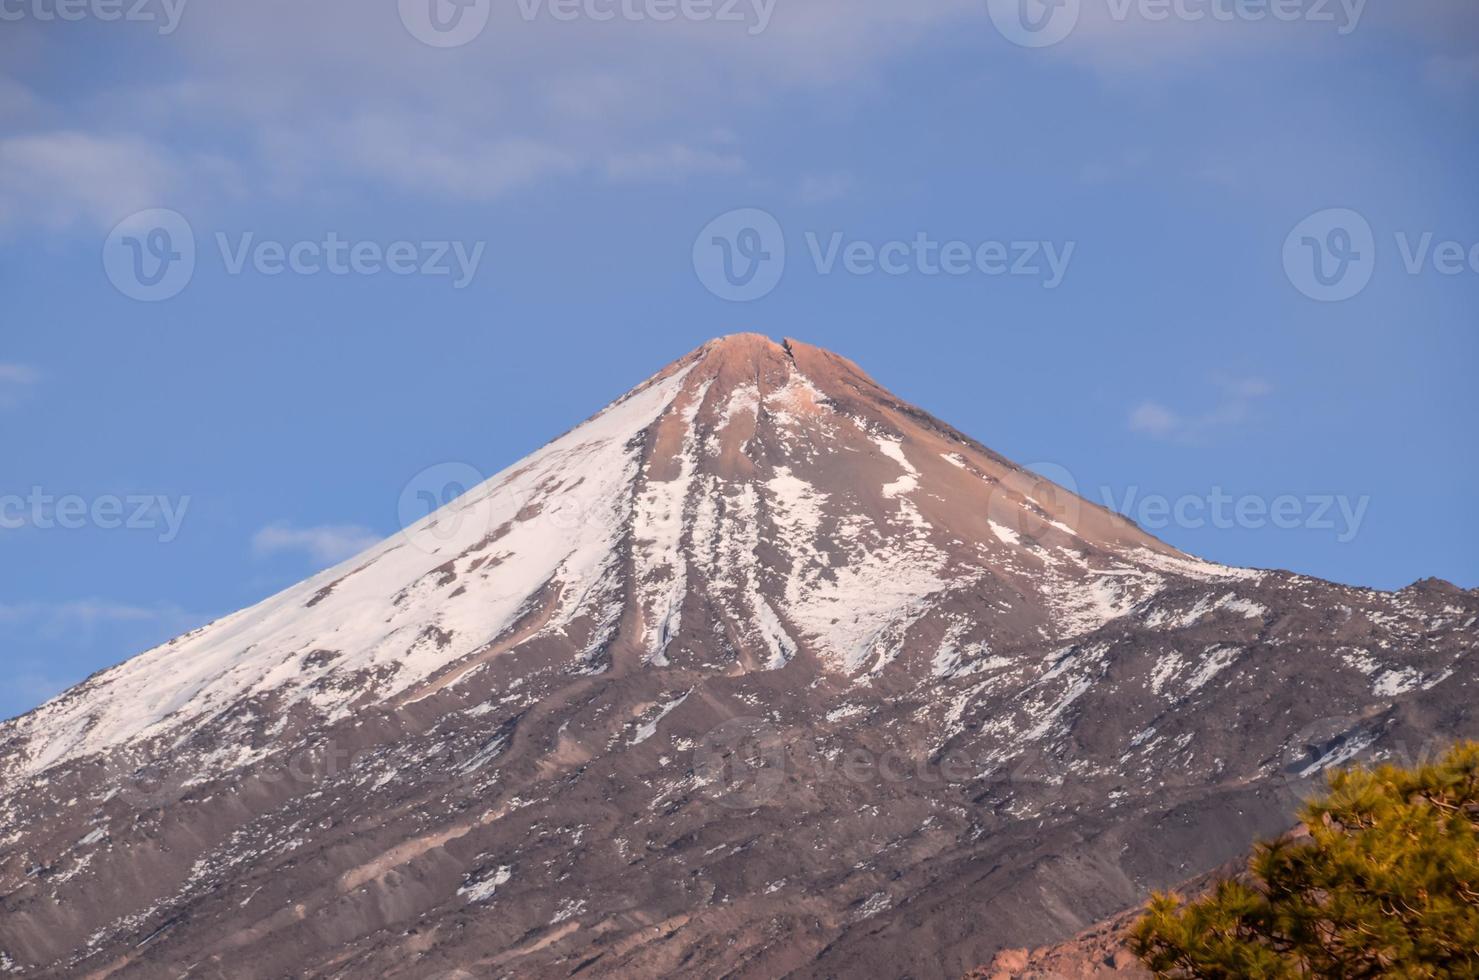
<box><xmin>1</xmin><ymin>334</ymin><xmax>1474</xmax><ymax>979</ymax></box>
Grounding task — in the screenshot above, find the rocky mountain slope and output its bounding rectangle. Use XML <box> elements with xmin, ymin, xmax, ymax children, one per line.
<box><xmin>1</xmin><ymin>334</ymin><xmax>1474</xmax><ymax>978</ymax></box>
<box><xmin>969</xmin><ymin>914</ymin><xmax>1148</xmax><ymax>980</ymax></box>
<box><xmin>965</xmin><ymin>854</ymin><xmax>1253</xmax><ymax>979</ymax></box>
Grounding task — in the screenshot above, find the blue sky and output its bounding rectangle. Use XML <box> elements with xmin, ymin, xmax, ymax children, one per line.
<box><xmin>2</xmin><ymin>0</ymin><xmax>1476</xmax><ymax>720</ymax></box>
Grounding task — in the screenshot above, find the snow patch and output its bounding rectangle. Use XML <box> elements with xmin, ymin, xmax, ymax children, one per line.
<box><xmin>458</xmin><ymin>865</ymin><xmax>512</xmax><ymax>904</ymax></box>
<box><xmin>989</xmin><ymin>521</ymin><xmax>1021</xmax><ymax>547</ymax></box>
<box><xmin>1373</xmin><ymin>668</ymin><xmax>1421</xmax><ymax>698</ymax></box>
<box><xmin>1298</xmin><ymin>730</ymin><xmax>1378</xmax><ymax>778</ymax></box>
<box><xmin>5</xmin><ymin>364</ymin><xmax>697</xmax><ymax>778</ymax></box>
<box><xmin>631</xmin><ymin>691</ymin><xmax>690</xmax><ymax>745</ymax></box>
<box><xmin>1186</xmin><ymin>645</ymin><xmax>1240</xmax><ymax>692</ymax></box>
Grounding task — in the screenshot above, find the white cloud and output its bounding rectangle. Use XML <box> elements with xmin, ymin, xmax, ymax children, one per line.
<box><xmin>1128</xmin><ymin>401</ymin><xmax>1180</xmax><ymax>438</ymax></box>
<box><xmin>603</xmin><ymin>142</ymin><xmax>746</xmax><ymax>182</ymax></box>
<box><xmin>4</xmin><ymin>671</ymin><xmax>72</xmax><ymax>717</ymax></box>
<box><xmin>322</xmin><ymin>113</ymin><xmax>583</xmax><ymax>203</ymax></box>
<box><xmin>0</xmin><ymin>363</ymin><xmax>38</xmax><ymax>385</ymax></box>
<box><xmin>0</xmin><ymin>599</ymin><xmax>172</xmax><ymax>624</ymax></box>
<box><xmin>0</xmin><ymin>0</ymin><xmax>985</xmax><ymax>214</ymax></box>
<box><xmin>0</xmin><ymin>76</ymin><xmax>39</xmax><ymax>122</ymax></box>
<box><xmin>1222</xmin><ymin>377</ymin><xmax>1273</xmax><ymax>399</ymax></box>
<box><xmin>0</xmin><ymin>602</ymin><xmax>212</xmax><ymax>716</ymax></box>
<box><xmin>0</xmin><ymin>131</ymin><xmax>180</xmax><ymax>232</ymax></box>
<box><xmin>0</xmin><ymin>600</ymin><xmax>207</xmax><ymax>645</ymax></box>
<box><xmin>0</xmin><ymin>363</ymin><xmax>38</xmax><ymax>406</ymax></box>
<box><xmin>1079</xmin><ymin>148</ymin><xmax>1152</xmax><ymax>185</ymax></box>
<box><xmin>979</xmin><ymin>0</ymin><xmax>1479</xmax><ymax>76</ymax></box>
<box><xmin>1129</xmin><ymin>377</ymin><xmax>1273</xmax><ymax>444</ymax></box>
<box><xmin>3</xmin><ymin>0</ymin><xmax>1474</xmax><ymax>219</ymax></box>
<box><xmin>797</xmin><ymin>171</ymin><xmax>858</xmax><ymax>204</ymax></box>
<box><xmin>252</xmin><ymin>524</ymin><xmax>381</xmax><ymax>565</ymax></box>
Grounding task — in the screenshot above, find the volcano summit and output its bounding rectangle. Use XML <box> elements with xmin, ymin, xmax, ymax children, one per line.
<box><xmin>1</xmin><ymin>335</ymin><xmax>1474</xmax><ymax>978</ymax></box>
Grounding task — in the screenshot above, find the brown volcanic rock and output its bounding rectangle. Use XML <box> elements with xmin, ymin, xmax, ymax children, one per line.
<box><xmin>969</xmin><ymin>928</ymin><xmax>1147</xmax><ymax>979</ymax></box>
<box><xmin>967</xmin><ymin>852</ymin><xmax>1266</xmax><ymax>979</ymax></box>
<box><xmin>966</xmin><ymin>898</ymin><xmax>1157</xmax><ymax>979</ymax></box>
<box><xmin>0</xmin><ymin>335</ymin><xmax>1475</xmax><ymax>979</ymax></box>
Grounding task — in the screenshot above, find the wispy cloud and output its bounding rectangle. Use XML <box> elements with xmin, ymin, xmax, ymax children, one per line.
<box><xmin>1128</xmin><ymin>402</ymin><xmax>1181</xmax><ymax>439</ymax></box>
<box><xmin>0</xmin><ymin>599</ymin><xmax>207</xmax><ymax>644</ymax></box>
<box><xmin>1129</xmin><ymin>377</ymin><xmax>1273</xmax><ymax>445</ymax></box>
<box><xmin>0</xmin><ymin>599</ymin><xmax>175</xmax><ymax>624</ymax></box>
<box><xmin>321</xmin><ymin>114</ymin><xmax>582</xmax><ymax>204</ymax></box>
<box><xmin>0</xmin><ymin>603</ymin><xmax>213</xmax><ymax>717</ymax></box>
<box><xmin>0</xmin><ymin>362</ymin><xmax>38</xmax><ymax>406</ymax></box>
<box><xmin>603</xmin><ymin>142</ymin><xmax>746</xmax><ymax>183</ymax></box>
<box><xmin>4</xmin><ymin>1</ymin><xmax>1473</xmax><ymax>232</ymax></box>
<box><xmin>1079</xmin><ymin>148</ymin><xmax>1152</xmax><ymax>186</ymax></box>
<box><xmin>0</xmin><ymin>76</ymin><xmax>39</xmax><ymax>122</ymax></box>
<box><xmin>797</xmin><ymin>171</ymin><xmax>858</xmax><ymax>205</ymax></box>
<box><xmin>0</xmin><ymin>363</ymin><xmax>38</xmax><ymax>384</ymax></box>
<box><xmin>5</xmin><ymin>670</ymin><xmax>72</xmax><ymax>715</ymax></box>
<box><xmin>252</xmin><ymin>523</ymin><xmax>380</xmax><ymax>565</ymax></box>
<box><xmin>0</xmin><ymin>1</ymin><xmax>986</xmax><ymax>220</ymax></box>
<box><xmin>0</xmin><ymin>132</ymin><xmax>181</xmax><ymax>233</ymax></box>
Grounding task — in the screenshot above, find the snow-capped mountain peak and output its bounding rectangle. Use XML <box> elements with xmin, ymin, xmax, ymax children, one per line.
<box><xmin>3</xmin><ymin>334</ymin><xmax>1194</xmax><ymax>779</ymax></box>
<box><xmin>2</xmin><ymin>336</ymin><xmax>1472</xmax><ymax>980</ymax></box>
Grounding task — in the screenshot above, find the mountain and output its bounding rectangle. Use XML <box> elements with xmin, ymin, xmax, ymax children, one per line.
<box><xmin>969</xmin><ymin>910</ymin><xmax>1149</xmax><ymax>980</ymax></box>
<box><xmin>966</xmin><ymin>857</ymin><xmax>1245</xmax><ymax>979</ymax></box>
<box><xmin>1</xmin><ymin>334</ymin><xmax>1474</xmax><ymax>979</ymax></box>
